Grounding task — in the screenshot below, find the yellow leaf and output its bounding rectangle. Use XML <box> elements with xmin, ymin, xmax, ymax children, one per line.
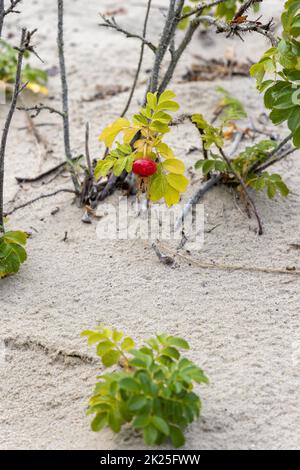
<box><xmin>162</xmin><ymin>158</ymin><xmax>185</xmax><ymax>174</ymax></box>
<box><xmin>156</xmin><ymin>142</ymin><xmax>175</xmax><ymax>159</ymax></box>
<box><xmin>99</xmin><ymin>118</ymin><xmax>130</xmax><ymax>148</ymax></box>
<box><xmin>164</xmin><ymin>184</ymin><xmax>180</xmax><ymax>207</ymax></box>
<box><xmin>123</xmin><ymin>127</ymin><xmax>139</xmax><ymax>144</ymax></box>
<box><xmin>26</xmin><ymin>82</ymin><xmax>48</xmax><ymax>95</ymax></box>
<box><xmin>166</xmin><ymin>174</ymin><xmax>189</xmax><ymax>193</ymax></box>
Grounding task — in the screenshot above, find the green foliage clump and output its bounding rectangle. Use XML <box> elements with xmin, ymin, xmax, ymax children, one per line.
<box><xmin>0</xmin><ymin>39</ymin><xmax>48</xmax><ymax>94</ymax></box>
<box><xmin>96</xmin><ymin>90</ymin><xmax>189</xmax><ymax>206</ymax></box>
<box><xmin>0</xmin><ymin>231</ymin><xmax>28</xmax><ymax>279</ymax></box>
<box><xmin>192</xmin><ymin>95</ymin><xmax>289</xmax><ymax>201</ymax></box>
<box><xmin>250</xmin><ymin>1</ymin><xmax>300</xmax><ymax>147</ymax></box>
<box><xmin>82</xmin><ymin>326</ymin><xmax>208</xmax><ymax>448</ymax></box>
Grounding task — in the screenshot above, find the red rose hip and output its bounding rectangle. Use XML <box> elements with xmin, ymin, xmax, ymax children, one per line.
<box><xmin>133</xmin><ymin>159</ymin><xmax>157</xmax><ymax>177</ymax></box>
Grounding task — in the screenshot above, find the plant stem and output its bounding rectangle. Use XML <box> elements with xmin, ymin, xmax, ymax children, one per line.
<box><xmin>148</xmin><ymin>0</ymin><xmax>180</xmax><ymax>93</ymax></box>
<box><xmin>218</xmin><ymin>147</ymin><xmax>263</xmax><ymax>235</ymax></box>
<box><xmin>57</xmin><ymin>0</ymin><xmax>80</xmax><ymax>194</ymax></box>
<box><xmin>121</xmin><ymin>0</ymin><xmax>152</xmax><ymax>117</ymax></box>
<box><xmin>0</xmin><ymin>28</ymin><xmax>27</xmax><ymax>233</ymax></box>
<box><xmin>0</xmin><ymin>0</ymin><xmax>4</xmax><ymax>38</ymax></box>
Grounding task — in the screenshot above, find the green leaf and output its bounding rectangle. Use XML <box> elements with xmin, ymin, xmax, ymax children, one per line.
<box><xmin>147</xmin><ymin>92</ymin><xmax>157</xmax><ymax>110</ymax></box>
<box><xmin>133</xmin><ymin>414</ymin><xmax>150</xmax><ymax>428</ymax></box>
<box><xmin>143</xmin><ymin>424</ymin><xmax>159</xmax><ymax>445</ymax></box>
<box><xmin>128</xmin><ymin>396</ymin><xmax>148</xmax><ymax>412</ymax></box>
<box><xmin>121</xmin><ymin>337</ymin><xmax>135</xmax><ymax>351</ymax></box>
<box><xmin>112</xmin><ymin>330</ymin><xmax>124</xmax><ymax>342</ymax></box>
<box><xmin>119</xmin><ymin>378</ymin><xmax>140</xmax><ymax>393</ymax></box>
<box><xmin>170</xmin><ymin>425</ymin><xmax>185</xmax><ymax>448</ymax></box>
<box><xmin>161</xmin><ymin>346</ymin><xmax>180</xmax><ymax>360</ymax></box>
<box><xmin>96</xmin><ymin>340</ymin><xmax>114</xmax><ymax>357</ymax></box>
<box><xmin>167</xmin><ymin>336</ymin><xmax>190</xmax><ymax>350</ymax></box>
<box><xmin>152</xmin><ymin>416</ymin><xmax>170</xmax><ymax>436</ymax></box>
<box><xmin>158</xmin><ymin>90</ymin><xmax>176</xmax><ymax>103</ymax></box>
<box><xmin>91</xmin><ymin>413</ymin><xmax>107</xmax><ymax>432</ymax></box>
<box><xmin>102</xmin><ymin>350</ymin><xmax>121</xmax><ymax>367</ymax></box>
<box><xmin>3</xmin><ymin>231</ymin><xmax>27</xmax><ymax>245</ymax></box>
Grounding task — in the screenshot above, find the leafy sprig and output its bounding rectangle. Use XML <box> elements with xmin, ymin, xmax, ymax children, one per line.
<box><xmin>96</xmin><ymin>90</ymin><xmax>189</xmax><ymax>206</ymax></box>
<box><xmin>250</xmin><ymin>1</ymin><xmax>300</xmax><ymax>147</ymax></box>
<box><xmin>82</xmin><ymin>326</ymin><xmax>208</xmax><ymax>448</ymax></box>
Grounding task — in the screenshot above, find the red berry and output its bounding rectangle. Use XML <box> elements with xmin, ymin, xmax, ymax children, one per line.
<box><xmin>132</xmin><ymin>159</ymin><xmax>157</xmax><ymax>177</ymax></box>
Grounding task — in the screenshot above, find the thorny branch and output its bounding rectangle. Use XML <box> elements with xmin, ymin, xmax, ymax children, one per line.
<box><xmin>0</xmin><ymin>0</ymin><xmax>22</xmax><ymax>37</ymax></box>
<box><xmin>57</xmin><ymin>0</ymin><xmax>81</xmax><ymax>194</ymax></box>
<box><xmin>0</xmin><ymin>28</ymin><xmax>34</xmax><ymax>232</ymax></box>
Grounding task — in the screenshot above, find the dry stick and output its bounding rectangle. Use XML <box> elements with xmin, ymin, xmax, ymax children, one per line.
<box><xmin>218</xmin><ymin>147</ymin><xmax>263</xmax><ymax>235</ymax></box>
<box><xmin>17</xmin><ymin>104</ymin><xmax>64</xmax><ymax>118</ymax></box>
<box><xmin>85</xmin><ymin>122</ymin><xmax>93</xmax><ymax>177</ymax></box>
<box><xmin>0</xmin><ymin>28</ymin><xmax>27</xmax><ymax>233</ymax></box>
<box><xmin>15</xmin><ymin>156</ymin><xmax>82</xmax><ymax>183</ymax></box>
<box><xmin>120</xmin><ymin>0</ymin><xmax>152</xmax><ymax>117</ymax></box>
<box><xmin>256</xmin><ymin>147</ymin><xmax>297</xmax><ymax>173</ymax></box>
<box><xmin>159</xmin><ymin>242</ymin><xmax>300</xmax><ymax>276</ymax></box>
<box><xmin>57</xmin><ymin>0</ymin><xmax>80</xmax><ymax>194</ymax></box>
<box><xmin>0</xmin><ymin>0</ymin><xmax>22</xmax><ymax>37</ymax></box>
<box><xmin>99</xmin><ymin>15</ymin><xmax>156</xmax><ymax>52</ymax></box>
<box><xmin>250</xmin><ymin>132</ymin><xmax>293</xmax><ymax>173</ymax></box>
<box><xmin>5</xmin><ymin>188</ymin><xmax>76</xmax><ymax>216</ymax></box>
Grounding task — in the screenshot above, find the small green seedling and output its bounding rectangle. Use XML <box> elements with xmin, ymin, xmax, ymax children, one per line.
<box><xmin>82</xmin><ymin>326</ymin><xmax>208</xmax><ymax>448</ymax></box>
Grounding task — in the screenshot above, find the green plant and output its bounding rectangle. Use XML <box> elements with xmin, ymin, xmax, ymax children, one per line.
<box><xmin>96</xmin><ymin>90</ymin><xmax>189</xmax><ymax>206</ymax></box>
<box><xmin>193</xmin><ymin>111</ymin><xmax>290</xmax><ymax>201</ymax></box>
<box><xmin>0</xmin><ymin>230</ymin><xmax>27</xmax><ymax>278</ymax></box>
<box><xmin>0</xmin><ymin>39</ymin><xmax>48</xmax><ymax>94</ymax></box>
<box><xmin>81</xmin><ymin>326</ymin><xmax>208</xmax><ymax>448</ymax></box>
<box><xmin>250</xmin><ymin>0</ymin><xmax>300</xmax><ymax>147</ymax></box>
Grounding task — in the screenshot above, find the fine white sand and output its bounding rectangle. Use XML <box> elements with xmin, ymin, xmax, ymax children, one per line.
<box><xmin>1</xmin><ymin>0</ymin><xmax>300</xmax><ymax>450</ymax></box>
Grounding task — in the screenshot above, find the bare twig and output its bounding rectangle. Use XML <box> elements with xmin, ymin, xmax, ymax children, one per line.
<box><xmin>15</xmin><ymin>156</ymin><xmax>82</xmax><ymax>183</ymax></box>
<box><xmin>57</xmin><ymin>0</ymin><xmax>80</xmax><ymax>194</ymax></box>
<box><xmin>159</xmin><ymin>242</ymin><xmax>300</xmax><ymax>276</ymax></box>
<box><xmin>0</xmin><ymin>0</ymin><xmax>22</xmax><ymax>37</ymax></box>
<box><xmin>0</xmin><ymin>28</ymin><xmax>29</xmax><ymax>232</ymax></box>
<box><xmin>85</xmin><ymin>122</ymin><xmax>93</xmax><ymax>177</ymax></box>
<box><xmin>4</xmin><ymin>188</ymin><xmax>76</xmax><ymax>216</ymax></box>
<box><xmin>218</xmin><ymin>147</ymin><xmax>263</xmax><ymax>235</ymax></box>
<box><xmin>99</xmin><ymin>14</ymin><xmax>156</xmax><ymax>52</ymax></box>
<box><xmin>17</xmin><ymin>104</ymin><xmax>64</xmax><ymax>118</ymax></box>
<box><xmin>121</xmin><ymin>0</ymin><xmax>152</xmax><ymax>117</ymax></box>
